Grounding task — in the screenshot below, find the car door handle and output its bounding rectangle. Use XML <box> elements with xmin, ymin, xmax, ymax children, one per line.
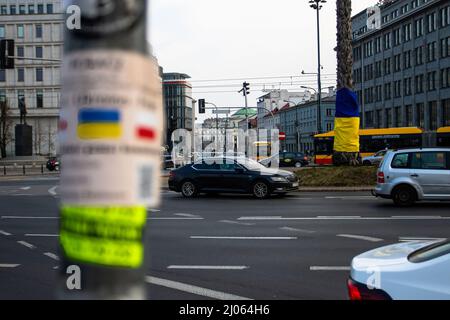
<box><xmin>410</xmin><ymin>174</ymin><xmax>419</xmax><ymax>178</ymax></box>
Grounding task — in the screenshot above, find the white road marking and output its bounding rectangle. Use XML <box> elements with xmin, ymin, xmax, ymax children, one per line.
<box><xmin>325</xmin><ymin>196</ymin><xmax>374</xmax><ymax>200</ymax></box>
<box><xmin>219</xmin><ymin>220</ymin><xmax>255</xmax><ymax>226</ymax></box>
<box><xmin>48</xmin><ymin>186</ymin><xmax>58</xmax><ymax>196</ymax></box>
<box><xmin>148</xmin><ymin>209</ymin><xmax>161</xmax><ymax>213</ymax></box>
<box><xmin>147</xmin><ymin>217</ymin><xmax>204</xmax><ymax>220</ymax></box>
<box><xmin>238</xmin><ymin>216</ymin><xmax>449</xmax><ymax>221</ymax></box>
<box><xmin>43</xmin><ymin>252</ymin><xmax>60</xmax><ymax>261</ymax></box>
<box><xmin>0</xmin><ymin>230</ymin><xmax>12</xmax><ymax>236</ymax></box>
<box><xmin>26</xmin><ymin>234</ymin><xmax>59</xmax><ymax>237</ymax></box>
<box><xmin>286</xmin><ymin>197</ymin><xmax>314</xmax><ymax>200</ymax></box>
<box><xmin>0</xmin><ymin>264</ymin><xmax>20</xmax><ymax>268</ymax></box>
<box><xmin>175</xmin><ymin>213</ymin><xmax>200</xmax><ymax>218</ymax></box>
<box><xmin>20</xmin><ymin>187</ymin><xmax>31</xmax><ymax>191</ymax></box>
<box><xmin>2</xmin><ymin>216</ymin><xmax>59</xmax><ymax>220</ymax></box>
<box><xmin>17</xmin><ymin>241</ymin><xmax>36</xmax><ymax>249</ymax></box>
<box><xmin>145</xmin><ymin>276</ymin><xmax>252</xmax><ymax>300</ymax></box>
<box><xmin>190</xmin><ymin>236</ymin><xmax>297</xmax><ymax>240</ymax></box>
<box><xmin>399</xmin><ymin>237</ymin><xmax>447</xmax><ymax>242</ymax></box>
<box><xmin>167</xmin><ymin>265</ymin><xmax>249</xmax><ymax>270</ymax></box>
<box><xmin>337</xmin><ymin>234</ymin><xmax>383</xmax><ymax>242</ymax></box>
<box><xmin>310</xmin><ymin>266</ymin><xmax>351</xmax><ymax>271</ymax></box>
<box><xmin>392</xmin><ymin>216</ymin><xmax>442</xmax><ymax>219</ymax></box>
<box><xmin>280</xmin><ymin>227</ymin><xmax>316</xmax><ymax>234</ymax></box>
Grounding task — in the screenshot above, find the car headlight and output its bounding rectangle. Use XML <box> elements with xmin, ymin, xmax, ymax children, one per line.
<box><xmin>271</xmin><ymin>176</ymin><xmax>288</xmax><ymax>182</ymax></box>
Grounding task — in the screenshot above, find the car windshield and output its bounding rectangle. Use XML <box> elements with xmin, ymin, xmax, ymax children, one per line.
<box><xmin>237</xmin><ymin>158</ymin><xmax>266</xmax><ymax>171</ymax></box>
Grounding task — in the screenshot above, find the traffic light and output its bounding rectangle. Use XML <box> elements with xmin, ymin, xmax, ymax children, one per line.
<box><xmin>244</xmin><ymin>82</ymin><xmax>250</xmax><ymax>95</ymax></box>
<box><xmin>0</xmin><ymin>39</ymin><xmax>15</xmax><ymax>69</ymax></box>
<box><xmin>198</xmin><ymin>99</ymin><xmax>206</xmax><ymax>114</ymax></box>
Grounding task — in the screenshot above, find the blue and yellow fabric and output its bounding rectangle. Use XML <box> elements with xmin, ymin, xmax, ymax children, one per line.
<box><xmin>77</xmin><ymin>109</ymin><xmax>122</xmax><ymax>140</ymax></box>
<box><xmin>333</xmin><ymin>88</ymin><xmax>360</xmax><ymax>153</ymax></box>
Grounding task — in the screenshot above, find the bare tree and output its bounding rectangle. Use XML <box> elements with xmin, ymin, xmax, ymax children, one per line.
<box><xmin>0</xmin><ymin>99</ymin><xmax>13</xmax><ymax>159</ymax></box>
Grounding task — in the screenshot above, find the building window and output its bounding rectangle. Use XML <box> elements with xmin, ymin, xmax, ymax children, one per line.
<box><xmin>384</xmin><ymin>83</ymin><xmax>392</xmax><ymax>100</ymax></box>
<box><xmin>415</xmin><ymin>46</ymin><xmax>423</xmax><ymax>65</ymax></box>
<box><xmin>36</xmin><ymin>90</ymin><xmax>43</xmax><ymax>109</ymax></box>
<box><xmin>440</xmin><ymin>6</ymin><xmax>450</xmax><ymax>28</ymax></box>
<box><xmin>383</xmin><ymin>33</ymin><xmax>391</xmax><ymax>50</ymax></box>
<box><xmin>394</xmin><ymin>107</ymin><xmax>402</xmax><ymax>127</ymax></box>
<box><xmin>405</xmin><ymin>105</ymin><xmax>413</xmax><ymax>127</ymax></box>
<box><xmin>10</xmin><ymin>5</ymin><xmax>16</xmax><ymax>15</ymax></box>
<box><xmin>17</xmin><ymin>68</ymin><xmax>24</xmax><ymax>82</ymax></box>
<box><xmin>17</xmin><ymin>46</ymin><xmax>24</xmax><ymax>57</ymax></box>
<box><xmin>411</xmin><ymin>0</ymin><xmax>419</xmax><ymax>10</ymax></box>
<box><xmin>36</xmin><ymin>46</ymin><xmax>43</xmax><ymax>58</ymax></box>
<box><xmin>376</xmin><ymin>110</ymin><xmax>382</xmax><ymax>128</ymax></box>
<box><xmin>427</xmin><ymin>42</ymin><xmax>436</xmax><ymax>62</ymax></box>
<box><xmin>36</xmin><ymin>68</ymin><xmax>43</xmax><ymax>82</ymax></box>
<box><xmin>37</xmin><ymin>4</ymin><xmax>44</xmax><ymax>14</ymax></box>
<box><xmin>443</xmin><ymin>99</ymin><xmax>450</xmax><ymax>126</ymax></box>
<box><xmin>47</xmin><ymin>4</ymin><xmax>54</xmax><ymax>14</ymax></box>
<box><xmin>0</xmin><ymin>69</ymin><xmax>5</xmax><ymax>82</ymax></box>
<box><xmin>428</xmin><ymin>101</ymin><xmax>438</xmax><ymax>130</ymax></box>
<box><xmin>385</xmin><ymin>108</ymin><xmax>393</xmax><ymax>128</ymax></box>
<box><xmin>393</xmin><ymin>28</ymin><xmax>401</xmax><ymax>46</ymax></box>
<box><xmin>403</xmin><ymin>23</ymin><xmax>412</xmax><ymax>42</ymax></box>
<box><xmin>394</xmin><ymin>80</ymin><xmax>402</xmax><ymax>98</ymax></box>
<box><xmin>0</xmin><ymin>25</ymin><xmax>5</xmax><ymax>38</ymax></box>
<box><xmin>384</xmin><ymin>58</ymin><xmax>391</xmax><ymax>75</ymax></box>
<box><xmin>28</xmin><ymin>4</ymin><xmax>35</xmax><ymax>14</ymax></box>
<box><xmin>35</xmin><ymin>24</ymin><xmax>42</xmax><ymax>38</ymax></box>
<box><xmin>427</xmin><ymin>12</ymin><xmax>437</xmax><ymax>33</ymax></box>
<box><xmin>404</xmin><ymin>78</ymin><xmax>412</xmax><ymax>96</ymax></box>
<box><xmin>415</xmin><ymin>18</ymin><xmax>423</xmax><ymax>37</ymax></box>
<box><xmin>0</xmin><ymin>6</ymin><xmax>7</xmax><ymax>15</ymax></box>
<box><xmin>17</xmin><ymin>25</ymin><xmax>24</xmax><ymax>38</ymax></box>
<box><xmin>427</xmin><ymin>71</ymin><xmax>436</xmax><ymax>91</ymax></box>
<box><xmin>415</xmin><ymin>75</ymin><xmax>424</xmax><ymax>93</ymax></box>
<box><xmin>441</xmin><ymin>68</ymin><xmax>450</xmax><ymax>89</ymax></box>
<box><xmin>19</xmin><ymin>5</ymin><xmax>26</xmax><ymax>14</ymax></box>
<box><xmin>394</xmin><ymin>54</ymin><xmax>402</xmax><ymax>72</ymax></box>
<box><xmin>416</xmin><ymin>103</ymin><xmax>425</xmax><ymax>128</ymax></box>
<box><xmin>441</xmin><ymin>37</ymin><xmax>450</xmax><ymax>58</ymax></box>
<box><xmin>403</xmin><ymin>50</ymin><xmax>412</xmax><ymax>69</ymax></box>
<box><xmin>365</xmin><ymin>111</ymin><xmax>374</xmax><ymax>128</ymax></box>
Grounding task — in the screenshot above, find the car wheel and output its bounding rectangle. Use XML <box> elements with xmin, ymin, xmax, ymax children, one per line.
<box><xmin>181</xmin><ymin>180</ymin><xmax>198</xmax><ymax>198</ymax></box>
<box><xmin>392</xmin><ymin>185</ymin><xmax>416</xmax><ymax>207</ymax></box>
<box><xmin>363</xmin><ymin>160</ymin><xmax>372</xmax><ymax>166</ymax></box>
<box><xmin>295</xmin><ymin>162</ymin><xmax>302</xmax><ymax>168</ymax></box>
<box><xmin>253</xmin><ymin>181</ymin><xmax>270</xmax><ymax>199</ymax></box>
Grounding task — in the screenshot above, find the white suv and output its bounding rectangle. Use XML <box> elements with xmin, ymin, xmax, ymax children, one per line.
<box><xmin>373</xmin><ymin>148</ymin><xmax>450</xmax><ymax>206</ymax></box>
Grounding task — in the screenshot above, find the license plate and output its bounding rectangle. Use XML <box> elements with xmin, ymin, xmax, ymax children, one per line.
<box><xmin>292</xmin><ymin>182</ymin><xmax>299</xmax><ymax>188</ymax></box>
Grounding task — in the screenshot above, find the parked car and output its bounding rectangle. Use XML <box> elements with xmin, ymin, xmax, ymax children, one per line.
<box><xmin>46</xmin><ymin>157</ymin><xmax>60</xmax><ymax>172</ymax></box>
<box><xmin>362</xmin><ymin>149</ymin><xmax>389</xmax><ymax>166</ymax></box>
<box><xmin>168</xmin><ymin>157</ymin><xmax>299</xmax><ymax>199</ymax></box>
<box><xmin>373</xmin><ymin>148</ymin><xmax>450</xmax><ymax>206</ymax></box>
<box><xmin>279</xmin><ymin>152</ymin><xmax>309</xmax><ymax>168</ymax></box>
<box><xmin>349</xmin><ymin>239</ymin><xmax>450</xmax><ymax>300</ymax></box>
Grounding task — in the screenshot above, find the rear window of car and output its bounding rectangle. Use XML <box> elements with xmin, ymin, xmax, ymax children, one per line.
<box><xmin>411</xmin><ymin>152</ymin><xmax>448</xmax><ymax>170</ymax></box>
<box><xmin>408</xmin><ymin>241</ymin><xmax>450</xmax><ymax>263</ymax></box>
<box><xmin>391</xmin><ymin>153</ymin><xmax>410</xmax><ymax>168</ymax></box>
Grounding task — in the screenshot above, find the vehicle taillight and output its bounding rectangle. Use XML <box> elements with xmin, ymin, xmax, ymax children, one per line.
<box><xmin>304</xmin><ymin>157</ymin><xmax>308</xmax><ymax>161</ymax></box>
<box><xmin>347</xmin><ymin>278</ymin><xmax>392</xmax><ymax>301</ymax></box>
<box><xmin>377</xmin><ymin>172</ymin><xmax>385</xmax><ymax>184</ymax></box>
<box><xmin>169</xmin><ymin>171</ymin><xmax>176</xmax><ymax>179</ymax></box>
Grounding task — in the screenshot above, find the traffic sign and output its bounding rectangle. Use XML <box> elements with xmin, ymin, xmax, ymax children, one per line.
<box><xmin>279</xmin><ymin>132</ymin><xmax>286</xmax><ymax>140</ymax></box>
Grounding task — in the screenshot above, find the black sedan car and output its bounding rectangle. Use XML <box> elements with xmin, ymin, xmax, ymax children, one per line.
<box><xmin>279</xmin><ymin>152</ymin><xmax>309</xmax><ymax>168</ymax></box>
<box><xmin>168</xmin><ymin>157</ymin><xmax>299</xmax><ymax>199</ymax></box>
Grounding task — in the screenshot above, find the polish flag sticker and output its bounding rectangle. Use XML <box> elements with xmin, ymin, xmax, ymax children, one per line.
<box><xmin>136</xmin><ymin>113</ymin><xmax>158</xmax><ymax>142</ymax></box>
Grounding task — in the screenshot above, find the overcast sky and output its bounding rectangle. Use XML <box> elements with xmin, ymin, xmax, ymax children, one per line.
<box><xmin>150</xmin><ymin>0</ymin><xmax>377</xmax><ymax>116</ymax></box>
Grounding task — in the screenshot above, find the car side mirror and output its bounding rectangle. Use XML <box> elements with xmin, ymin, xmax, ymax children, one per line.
<box><xmin>235</xmin><ymin>167</ymin><xmax>245</xmax><ymax>174</ymax></box>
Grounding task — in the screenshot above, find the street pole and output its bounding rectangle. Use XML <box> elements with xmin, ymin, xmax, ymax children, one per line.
<box><xmin>58</xmin><ymin>0</ymin><xmax>162</xmax><ymax>299</ymax></box>
<box><xmin>315</xmin><ymin>4</ymin><xmax>323</xmax><ymax>134</ymax></box>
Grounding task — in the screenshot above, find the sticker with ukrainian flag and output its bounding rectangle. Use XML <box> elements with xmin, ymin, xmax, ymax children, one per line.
<box><xmin>77</xmin><ymin>108</ymin><xmax>122</xmax><ymax>140</ymax></box>
<box><xmin>333</xmin><ymin>88</ymin><xmax>360</xmax><ymax>153</ymax></box>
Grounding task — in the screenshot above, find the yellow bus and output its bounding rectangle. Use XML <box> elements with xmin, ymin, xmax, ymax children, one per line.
<box><xmin>437</xmin><ymin>127</ymin><xmax>450</xmax><ymax>147</ymax></box>
<box><xmin>314</xmin><ymin>127</ymin><xmax>424</xmax><ymax>165</ymax></box>
<box><xmin>253</xmin><ymin>141</ymin><xmax>272</xmax><ymax>161</ymax></box>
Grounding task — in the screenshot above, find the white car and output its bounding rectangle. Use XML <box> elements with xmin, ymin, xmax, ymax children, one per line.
<box><xmin>349</xmin><ymin>240</ymin><xmax>450</xmax><ymax>300</ymax></box>
<box><xmin>362</xmin><ymin>149</ymin><xmax>389</xmax><ymax>166</ymax></box>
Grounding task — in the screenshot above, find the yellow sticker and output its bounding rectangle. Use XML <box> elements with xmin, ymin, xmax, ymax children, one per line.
<box><xmin>60</xmin><ymin>206</ymin><xmax>146</xmax><ymax>268</ymax></box>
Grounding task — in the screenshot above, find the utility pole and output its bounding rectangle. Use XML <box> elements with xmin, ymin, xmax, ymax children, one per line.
<box><xmin>58</xmin><ymin>0</ymin><xmax>162</xmax><ymax>299</ymax></box>
<box><xmin>239</xmin><ymin>82</ymin><xmax>251</xmax><ymax>155</ymax></box>
<box><xmin>309</xmin><ymin>0</ymin><xmax>326</xmax><ymax>134</ymax></box>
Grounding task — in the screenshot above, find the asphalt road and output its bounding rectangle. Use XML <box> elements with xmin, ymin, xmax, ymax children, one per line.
<box><xmin>1</xmin><ymin>177</ymin><xmax>449</xmax><ymax>300</ymax></box>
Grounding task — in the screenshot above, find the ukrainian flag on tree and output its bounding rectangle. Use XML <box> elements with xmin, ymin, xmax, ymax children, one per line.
<box><xmin>333</xmin><ymin>88</ymin><xmax>360</xmax><ymax>153</ymax></box>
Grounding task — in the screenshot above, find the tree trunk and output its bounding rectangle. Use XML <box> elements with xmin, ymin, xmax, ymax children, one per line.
<box><xmin>334</xmin><ymin>0</ymin><xmax>360</xmax><ymax>166</ymax></box>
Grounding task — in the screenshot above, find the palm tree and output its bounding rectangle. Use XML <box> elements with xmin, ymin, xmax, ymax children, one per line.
<box><xmin>334</xmin><ymin>0</ymin><xmax>360</xmax><ymax>166</ymax></box>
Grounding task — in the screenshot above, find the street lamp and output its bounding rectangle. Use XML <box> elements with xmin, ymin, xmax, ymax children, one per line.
<box><xmin>308</xmin><ymin>0</ymin><xmax>326</xmax><ymax>134</ymax></box>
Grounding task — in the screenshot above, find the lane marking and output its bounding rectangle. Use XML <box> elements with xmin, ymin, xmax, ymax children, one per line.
<box><xmin>148</xmin><ymin>217</ymin><xmax>204</xmax><ymax>220</ymax></box>
<box><xmin>48</xmin><ymin>186</ymin><xmax>58</xmax><ymax>196</ymax></box>
<box><xmin>238</xmin><ymin>216</ymin><xmax>449</xmax><ymax>221</ymax></box>
<box><xmin>280</xmin><ymin>227</ymin><xmax>316</xmax><ymax>234</ymax></box>
<box><xmin>26</xmin><ymin>234</ymin><xmax>59</xmax><ymax>237</ymax></box>
<box><xmin>145</xmin><ymin>276</ymin><xmax>252</xmax><ymax>300</ymax></box>
<box><xmin>219</xmin><ymin>220</ymin><xmax>255</xmax><ymax>226</ymax></box>
<box><xmin>286</xmin><ymin>197</ymin><xmax>314</xmax><ymax>200</ymax></box>
<box><xmin>399</xmin><ymin>237</ymin><xmax>447</xmax><ymax>242</ymax></box>
<box><xmin>17</xmin><ymin>241</ymin><xmax>36</xmax><ymax>249</ymax></box>
<box><xmin>43</xmin><ymin>252</ymin><xmax>60</xmax><ymax>261</ymax></box>
<box><xmin>2</xmin><ymin>216</ymin><xmax>59</xmax><ymax>220</ymax></box>
<box><xmin>310</xmin><ymin>266</ymin><xmax>351</xmax><ymax>271</ymax></box>
<box><xmin>175</xmin><ymin>213</ymin><xmax>200</xmax><ymax>218</ymax></box>
<box><xmin>392</xmin><ymin>216</ymin><xmax>442</xmax><ymax>219</ymax></box>
<box><xmin>337</xmin><ymin>234</ymin><xmax>383</xmax><ymax>242</ymax></box>
<box><xmin>149</xmin><ymin>209</ymin><xmax>161</xmax><ymax>213</ymax></box>
<box><xmin>167</xmin><ymin>265</ymin><xmax>249</xmax><ymax>270</ymax></box>
<box><xmin>190</xmin><ymin>236</ymin><xmax>297</xmax><ymax>240</ymax></box>
<box><xmin>20</xmin><ymin>187</ymin><xmax>31</xmax><ymax>191</ymax></box>
<box><xmin>325</xmin><ymin>196</ymin><xmax>374</xmax><ymax>200</ymax></box>
<box><xmin>0</xmin><ymin>264</ymin><xmax>20</xmax><ymax>268</ymax></box>
<box><xmin>0</xmin><ymin>230</ymin><xmax>12</xmax><ymax>236</ymax></box>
